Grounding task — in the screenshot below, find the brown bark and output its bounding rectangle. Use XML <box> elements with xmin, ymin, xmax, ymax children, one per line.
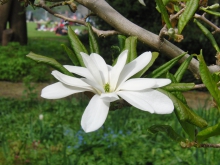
<box><xmin>9</xmin><ymin>0</ymin><xmax>27</xmax><ymax>45</ymax></box>
<box><xmin>0</xmin><ymin>0</ymin><xmax>27</xmax><ymax>45</ymax></box>
<box><xmin>0</xmin><ymin>0</ymin><xmax>12</xmax><ymax>44</ymax></box>
<box><xmin>2</xmin><ymin>29</ymin><xmax>13</xmax><ymax>46</ymax></box>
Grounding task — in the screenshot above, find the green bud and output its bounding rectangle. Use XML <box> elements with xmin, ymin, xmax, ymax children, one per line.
<box><xmin>104</xmin><ymin>83</ymin><xmax>110</xmax><ymax>93</ymax></box>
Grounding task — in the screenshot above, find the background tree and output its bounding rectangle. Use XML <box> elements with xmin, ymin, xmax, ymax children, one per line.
<box><xmin>0</xmin><ymin>0</ymin><xmax>27</xmax><ymax>46</ymax></box>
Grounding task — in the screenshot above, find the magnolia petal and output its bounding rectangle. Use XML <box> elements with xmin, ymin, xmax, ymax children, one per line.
<box><xmin>153</xmin><ymin>78</ymin><xmax>171</xmax><ymax>88</ymax></box>
<box><xmin>119</xmin><ymin>78</ymin><xmax>156</xmax><ymax>91</ymax></box>
<box><xmin>107</xmin><ymin>65</ymin><xmax>113</xmax><ymax>71</ymax></box>
<box><xmin>80</xmin><ymin>52</ymin><xmax>103</xmax><ymax>86</ymax></box>
<box><xmin>120</xmin><ymin>89</ymin><xmax>174</xmax><ymax>114</ymax></box>
<box><xmin>100</xmin><ymin>92</ymin><xmax>119</xmax><ymax>102</ymax></box>
<box><xmin>82</xmin><ymin>78</ymin><xmax>104</xmax><ymax>94</ymax></box>
<box><xmin>51</xmin><ymin>70</ymin><xmax>92</xmax><ymax>90</ymax></box>
<box><xmin>117</xmin><ymin>52</ymin><xmax>152</xmax><ymax>89</ymax></box>
<box><xmin>117</xmin><ymin>91</ymin><xmax>155</xmax><ymax>113</ymax></box>
<box><xmin>81</xmin><ymin>95</ymin><xmax>110</xmax><ymax>133</ymax></box>
<box><xmin>90</xmin><ymin>53</ymin><xmax>109</xmax><ymax>84</ymax></box>
<box><xmin>110</xmin><ymin>50</ymin><xmax>128</xmax><ymax>91</ymax></box>
<box><xmin>64</xmin><ymin>65</ymin><xmax>95</xmax><ymax>81</ymax></box>
<box><xmin>41</xmin><ymin>82</ymin><xmax>87</xmax><ymax>99</ymax></box>
<box><xmin>140</xmin><ymin>89</ymin><xmax>174</xmax><ymax>114</ymax></box>
<box><xmin>138</xmin><ymin>0</ymin><xmax>146</xmax><ymax>6</ymax></box>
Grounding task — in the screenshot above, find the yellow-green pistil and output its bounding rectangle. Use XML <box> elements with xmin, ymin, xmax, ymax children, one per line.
<box><xmin>104</xmin><ymin>83</ymin><xmax>110</xmax><ymax>93</ymax></box>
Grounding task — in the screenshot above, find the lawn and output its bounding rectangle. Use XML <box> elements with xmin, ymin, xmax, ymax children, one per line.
<box><xmin>0</xmin><ymin>95</ymin><xmax>220</xmax><ymax>165</ymax></box>
<box><xmin>27</xmin><ymin>22</ymin><xmax>87</xmax><ymax>39</ymax></box>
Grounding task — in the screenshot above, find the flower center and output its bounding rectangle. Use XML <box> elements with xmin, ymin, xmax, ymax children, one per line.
<box><xmin>104</xmin><ymin>83</ymin><xmax>110</xmax><ymax>93</ymax></box>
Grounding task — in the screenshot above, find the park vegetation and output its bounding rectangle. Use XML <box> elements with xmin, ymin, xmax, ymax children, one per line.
<box><xmin>1</xmin><ymin>0</ymin><xmax>220</xmax><ymax>164</ymax></box>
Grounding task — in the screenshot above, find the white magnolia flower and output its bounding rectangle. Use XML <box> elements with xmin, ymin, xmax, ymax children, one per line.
<box><xmin>41</xmin><ymin>50</ymin><xmax>174</xmax><ymax>133</ymax></box>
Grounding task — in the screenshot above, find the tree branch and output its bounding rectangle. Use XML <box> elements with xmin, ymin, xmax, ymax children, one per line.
<box><xmin>194</xmin><ymin>13</ymin><xmax>220</xmax><ymax>34</ymax></box>
<box><xmin>75</xmin><ymin>0</ymin><xmax>220</xmax><ymax>78</ymax></box>
<box><xmin>35</xmin><ymin>1</ymin><xmax>119</xmax><ymax>37</ymax></box>
<box><xmin>181</xmin><ymin>140</ymin><xmax>220</xmax><ymax>148</ymax></box>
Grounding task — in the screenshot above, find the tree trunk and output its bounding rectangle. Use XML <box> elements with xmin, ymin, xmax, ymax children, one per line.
<box><xmin>2</xmin><ymin>29</ymin><xmax>13</xmax><ymax>46</ymax></box>
<box><xmin>0</xmin><ymin>0</ymin><xmax>27</xmax><ymax>45</ymax></box>
<box><xmin>0</xmin><ymin>0</ymin><xmax>12</xmax><ymax>44</ymax></box>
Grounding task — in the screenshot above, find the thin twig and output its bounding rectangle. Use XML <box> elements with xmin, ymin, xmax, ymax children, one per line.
<box><xmin>193</xmin><ymin>84</ymin><xmax>206</xmax><ymax>89</ymax></box>
<box><xmin>200</xmin><ymin>143</ymin><xmax>220</xmax><ymax>148</ymax></box>
<box><xmin>170</xmin><ymin>7</ymin><xmax>185</xmax><ymax>20</ymax></box>
<box><xmin>34</xmin><ymin>1</ymin><xmax>120</xmax><ymax>37</ymax></box>
<box><xmin>92</xmin><ymin>27</ymin><xmax>120</xmax><ymax>37</ymax></box>
<box><xmin>49</xmin><ymin>2</ymin><xmax>65</xmax><ymax>8</ymax></box>
<box><xmin>82</xmin><ymin>12</ymin><xmax>96</xmax><ymax>22</ymax></box>
<box><xmin>181</xmin><ymin>140</ymin><xmax>220</xmax><ymax>148</ymax></box>
<box><xmin>159</xmin><ymin>25</ymin><xmax>168</xmax><ymax>40</ymax></box>
<box><xmin>194</xmin><ymin>13</ymin><xmax>220</xmax><ymax>34</ymax></box>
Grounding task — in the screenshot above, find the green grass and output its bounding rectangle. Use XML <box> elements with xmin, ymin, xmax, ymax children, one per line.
<box><xmin>0</xmin><ymin>96</ymin><xmax>220</xmax><ymax>165</ymax></box>
<box><xmin>27</xmin><ymin>22</ymin><xmax>87</xmax><ymax>39</ymax></box>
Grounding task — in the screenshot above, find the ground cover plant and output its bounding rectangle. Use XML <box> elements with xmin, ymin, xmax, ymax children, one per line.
<box><xmin>0</xmin><ymin>96</ymin><xmax>220</xmax><ymax>165</ymax></box>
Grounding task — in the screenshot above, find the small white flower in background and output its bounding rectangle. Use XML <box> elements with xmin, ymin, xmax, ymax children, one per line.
<box><xmin>39</xmin><ymin>114</ymin><xmax>44</xmax><ymax>120</ymax></box>
<box><xmin>41</xmin><ymin>50</ymin><xmax>174</xmax><ymax>133</ymax></box>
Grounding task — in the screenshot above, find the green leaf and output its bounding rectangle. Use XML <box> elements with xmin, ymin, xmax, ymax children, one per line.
<box><xmin>87</xmin><ymin>23</ymin><xmax>100</xmax><ymax>54</ymax></box>
<box><xmin>166</xmin><ymin>73</ymin><xmax>195</xmax><ymax>140</ymax></box>
<box><xmin>162</xmin><ymin>83</ymin><xmax>195</xmax><ymax>92</ymax></box>
<box><xmin>158</xmin><ymin>89</ymin><xmax>208</xmax><ymax>128</ymax></box>
<box><xmin>113</xmin><ymin>36</ymin><xmax>138</xmax><ymax>66</ymax></box>
<box><xmin>197</xmin><ymin>53</ymin><xmax>220</xmax><ymax>108</ymax></box>
<box><xmin>133</xmin><ymin>52</ymin><xmax>159</xmax><ymax>78</ymax></box>
<box><xmin>197</xmin><ymin>123</ymin><xmax>220</xmax><ymax>143</ymax></box>
<box><xmin>148</xmin><ymin>125</ymin><xmax>185</xmax><ymax>142</ymax></box>
<box><xmin>178</xmin><ymin>0</ymin><xmax>199</xmax><ymax>34</ymax></box>
<box><xmin>194</xmin><ymin>19</ymin><xmax>220</xmax><ymax>52</ymax></box>
<box><xmin>202</xmin><ymin>3</ymin><xmax>220</xmax><ymax>10</ymax></box>
<box><xmin>174</xmin><ymin>54</ymin><xmax>194</xmax><ymax>82</ymax></box>
<box><xmin>122</xmin><ymin>36</ymin><xmax>138</xmax><ymax>63</ymax></box>
<box><xmin>26</xmin><ymin>52</ymin><xmax>73</xmax><ymax>76</ymax></box>
<box><xmin>68</xmin><ymin>26</ymin><xmax>88</xmax><ymax>67</ymax></box>
<box><xmin>155</xmin><ymin>0</ymin><xmax>172</xmax><ymax>29</ymax></box>
<box><xmin>111</xmin><ymin>46</ymin><xmax>121</xmax><ymax>66</ymax></box>
<box><xmin>178</xmin><ymin>120</ymin><xmax>195</xmax><ymax>140</ymax></box>
<box><xmin>200</xmin><ymin>6</ymin><xmax>220</xmax><ymax>17</ymax></box>
<box><xmin>118</xmin><ymin>35</ymin><xmax>126</xmax><ymax>51</ymax></box>
<box><xmin>174</xmin><ymin>4</ymin><xmax>181</xmax><ymax>12</ymax></box>
<box><xmin>212</xmin><ymin>72</ymin><xmax>220</xmax><ymax>83</ymax></box>
<box><xmin>166</xmin><ymin>72</ymin><xmax>187</xmax><ymax>103</ymax></box>
<box><xmin>148</xmin><ymin>52</ymin><xmax>186</xmax><ymax>78</ymax></box>
<box><xmin>61</xmin><ymin>44</ymin><xmax>80</xmax><ymax>66</ymax></box>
